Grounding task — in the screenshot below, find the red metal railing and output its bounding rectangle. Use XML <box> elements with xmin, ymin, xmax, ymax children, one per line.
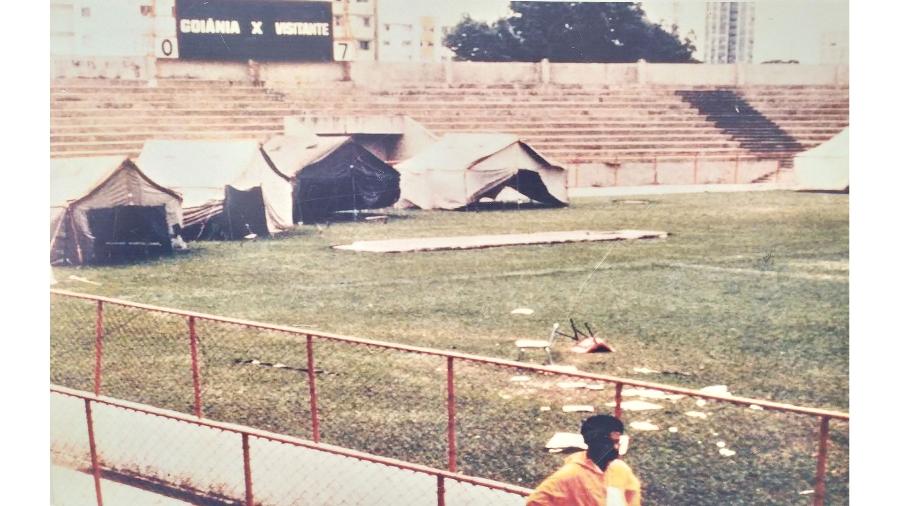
<box><xmin>50</xmin><ymin>289</ymin><xmax>849</xmax><ymax>506</ymax></box>
<box><xmin>51</xmin><ymin>384</ymin><xmax>532</xmax><ymax>506</ymax></box>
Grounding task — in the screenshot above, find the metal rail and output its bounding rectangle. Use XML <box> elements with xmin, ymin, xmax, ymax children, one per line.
<box><xmin>51</xmin><ymin>385</ymin><xmax>532</xmax><ymax>506</ymax></box>
<box><xmin>51</xmin><ymin>289</ymin><xmax>848</xmax><ymax>506</ymax></box>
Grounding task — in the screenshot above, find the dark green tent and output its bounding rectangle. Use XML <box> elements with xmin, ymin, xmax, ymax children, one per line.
<box><xmin>263</xmin><ymin>135</ymin><xmax>401</xmax><ymax>223</ymax></box>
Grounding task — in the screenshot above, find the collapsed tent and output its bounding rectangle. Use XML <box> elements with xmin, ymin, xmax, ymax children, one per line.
<box><xmin>263</xmin><ymin>135</ymin><xmax>401</xmax><ymax>223</ymax></box>
<box><xmin>793</xmin><ymin>128</ymin><xmax>849</xmax><ymax>192</ymax></box>
<box><xmin>394</xmin><ymin>133</ymin><xmax>568</xmax><ymax>210</ymax></box>
<box><xmin>137</xmin><ymin>140</ymin><xmax>293</xmax><ymax>240</ymax></box>
<box><xmin>50</xmin><ymin>157</ymin><xmax>183</xmax><ymax>265</ymax></box>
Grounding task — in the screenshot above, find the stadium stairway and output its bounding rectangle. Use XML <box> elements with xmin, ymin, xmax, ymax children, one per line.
<box><xmin>51</xmin><ymin>79</ymin><xmax>849</xmax><ymax>184</ymax></box>
<box><xmin>675</xmin><ymin>89</ymin><xmax>805</xmax><ymax>170</ymax></box>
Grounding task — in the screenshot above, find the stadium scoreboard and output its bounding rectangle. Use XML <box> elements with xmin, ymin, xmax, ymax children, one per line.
<box><xmin>159</xmin><ymin>0</ymin><xmax>334</xmax><ymax>62</ymax></box>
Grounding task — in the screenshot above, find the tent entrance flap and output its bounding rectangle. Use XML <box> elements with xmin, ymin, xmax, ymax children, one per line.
<box><xmin>477</xmin><ymin>169</ymin><xmax>566</xmax><ymax>207</ymax></box>
<box><xmin>294</xmin><ymin>144</ymin><xmax>401</xmax><ymax>223</ymax></box>
<box><xmin>86</xmin><ymin>205</ymin><xmax>172</xmax><ymax>264</ymax></box>
<box><xmin>224</xmin><ymin>185</ymin><xmax>270</xmax><ymax>239</ymax></box>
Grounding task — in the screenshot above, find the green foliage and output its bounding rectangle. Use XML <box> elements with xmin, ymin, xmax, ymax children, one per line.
<box><xmin>445</xmin><ymin>2</ymin><xmax>697</xmax><ymax>62</ymax></box>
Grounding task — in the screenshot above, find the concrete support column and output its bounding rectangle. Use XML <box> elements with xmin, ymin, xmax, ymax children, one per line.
<box><xmin>540</xmin><ymin>58</ymin><xmax>550</xmax><ymax>84</ymax></box>
<box><xmin>735</xmin><ymin>64</ymin><xmax>745</xmax><ymax>86</ymax></box>
<box><xmin>146</xmin><ymin>54</ymin><xmax>158</xmax><ymax>87</ymax></box>
<box><xmin>444</xmin><ymin>59</ymin><xmax>454</xmax><ymax>84</ymax></box>
<box><xmin>636</xmin><ymin>59</ymin><xmax>646</xmax><ymax>85</ymax></box>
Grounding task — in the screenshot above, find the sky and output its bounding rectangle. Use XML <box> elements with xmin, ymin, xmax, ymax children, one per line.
<box><xmin>382</xmin><ymin>0</ymin><xmax>849</xmax><ymax>64</ymax></box>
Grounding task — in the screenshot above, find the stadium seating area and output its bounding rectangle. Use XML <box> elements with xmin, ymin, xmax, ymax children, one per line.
<box><xmin>50</xmin><ymin>78</ymin><xmax>848</xmax><ymax>178</ymax></box>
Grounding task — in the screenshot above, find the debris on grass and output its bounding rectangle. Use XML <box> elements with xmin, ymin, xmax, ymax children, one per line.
<box><xmin>540</xmin><ymin>406</ymin><xmax>551</xmax><ymax>412</ymax></box>
<box><xmin>233</xmin><ymin>358</ymin><xmax>323</xmax><ymax>373</ymax></box>
<box><xmin>716</xmin><ymin>441</ymin><xmax>726</xmax><ymax>448</ymax></box>
<box><xmin>499</xmin><ymin>393</ymin><xmax>512</xmax><ymax>400</ymax></box>
<box><xmin>685</xmin><ymin>411</ymin><xmax>708</xmax><ymax>419</ymax></box>
<box><xmin>585</xmin><ymin>384</ymin><xmax>605</xmax><ymax>391</ymax></box>
<box><xmin>605</xmin><ymin>400</ymin><xmax>663</xmax><ymax>411</ymax></box>
<box><xmin>696</xmin><ymin>399</ymin><xmax>708</xmax><ymax>407</ymax></box>
<box><xmin>633</xmin><ymin>367</ymin><xmax>660</xmax><ymax>374</ymax></box>
<box><xmin>511</xmin><ymin>308</ymin><xmax>534</xmax><ymax>315</ymax></box>
<box><xmin>719</xmin><ymin>448</ymin><xmax>736</xmax><ymax>457</ymax></box>
<box><xmin>699</xmin><ymin>385</ymin><xmax>732</xmax><ymax>397</ymax></box>
<box><xmin>799</xmin><ymin>490</ymin><xmax>814</xmax><ymax>496</ymax></box>
<box><xmin>748</xmin><ymin>404</ymin><xmax>764</xmax><ymax>411</ymax></box>
<box><xmin>558</xmin><ymin>381</ymin><xmax>589</xmax><ymax>389</ymax></box>
<box><xmin>545</xmin><ymin>432</ymin><xmax>587</xmax><ymax>451</ymax></box>
<box><xmin>629</xmin><ymin>421</ymin><xmax>660</xmax><ymax>431</ymax></box>
<box><xmin>571</xmin><ymin>337</ymin><xmax>614</xmax><ymax>354</ymax></box>
<box><xmin>510</xmin><ymin>375</ymin><xmax>531</xmax><ymax>382</ymax></box>
<box><xmin>546</xmin><ymin>364</ymin><xmax>580</xmax><ymax>373</ymax></box>
<box><xmin>68</xmin><ymin>275</ymin><xmax>101</xmax><ymax>286</ymax></box>
<box><xmin>668</xmin><ymin>427</ymin><xmax>679</xmax><ymax>433</ymax></box>
<box><xmin>621</xmin><ymin>388</ymin><xmax>684</xmax><ymax>401</ymax></box>
<box><xmin>661</xmin><ymin>369</ymin><xmax>694</xmax><ymax>377</ymax></box>
<box><xmin>562</xmin><ymin>405</ymin><xmax>594</xmax><ymax>413</ymax></box>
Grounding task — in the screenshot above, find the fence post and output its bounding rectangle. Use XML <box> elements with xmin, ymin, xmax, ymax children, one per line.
<box><xmin>242</xmin><ymin>433</ymin><xmax>254</xmax><ymax>506</ymax></box>
<box><xmin>653</xmin><ymin>157</ymin><xmax>659</xmax><ymax>185</ymax></box>
<box><xmin>614</xmin><ymin>383</ymin><xmax>623</xmax><ymax>419</ymax></box>
<box><xmin>84</xmin><ymin>399</ymin><xmax>104</xmax><ymax>506</ymax></box>
<box><xmin>94</xmin><ymin>301</ymin><xmax>104</xmax><ymax>395</ymax></box>
<box><xmin>188</xmin><ymin>316</ymin><xmax>203</xmax><ymax>418</ymax></box>
<box><xmin>437</xmin><ymin>475</ymin><xmax>446</xmax><ymax>506</ymax></box>
<box><xmin>812</xmin><ymin>416</ymin><xmax>830</xmax><ymax>506</ymax></box>
<box><xmin>446</xmin><ymin>356</ymin><xmax>457</xmax><ymax>472</ymax></box>
<box><xmin>734</xmin><ymin>156</ymin><xmax>740</xmax><ymax>184</ymax></box>
<box><xmin>306</xmin><ymin>335</ymin><xmax>320</xmax><ymax>442</ymax></box>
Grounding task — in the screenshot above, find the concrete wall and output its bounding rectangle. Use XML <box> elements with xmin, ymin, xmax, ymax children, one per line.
<box><xmin>567</xmin><ymin>157</ymin><xmax>783</xmax><ymax>188</ymax></box>
<box><xmin>53</xmin><ymin>57</ymin><xmax>850</xmax><ymax>88</ymax></box>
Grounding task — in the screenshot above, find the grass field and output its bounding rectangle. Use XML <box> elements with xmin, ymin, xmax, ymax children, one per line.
<box><xmin>50</xmin><ymin>191</ymin><xmax>849</xmax><ymax>505</ymax></box>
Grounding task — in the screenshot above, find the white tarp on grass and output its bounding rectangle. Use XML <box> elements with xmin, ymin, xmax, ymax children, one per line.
<box><xmin>334</xmin><ymin>230</ymin><xmax>667</xmax><ymax>253</ymax></box>
<box><xmin>395</xmin><ymin>133</ymin><xmax>568</xmax><ymax>210</ymax></box>
<box><xmin>794</xmin><ymin>128</ymin><xmax>849</xmax><ymax>191</ymax></box>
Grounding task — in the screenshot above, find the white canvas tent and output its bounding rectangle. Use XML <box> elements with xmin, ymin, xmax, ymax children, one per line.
<box><xmin>394</xmin><ymin>133</ymin><xmax>568</xmax><ymax>210</ymax></box>
<box><xmin>50</xmin><ymin>156</ymin><xmax>183</xmax><ymax>265</ymax></box>
<box><xmin>793</xmin><ymin>128</ymin><xmax>849</xmax><ymax>192</ymax></box>
<box><xmin>137</xmin><ymin>140</ymin><xmax>294</xmax><ymax>240</ymax></box>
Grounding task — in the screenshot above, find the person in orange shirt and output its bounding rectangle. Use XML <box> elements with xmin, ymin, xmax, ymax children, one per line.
<box><xmin>526</xmin><ymin>414</ymin><xmax>641</xmax><ymax>506</ymax></box>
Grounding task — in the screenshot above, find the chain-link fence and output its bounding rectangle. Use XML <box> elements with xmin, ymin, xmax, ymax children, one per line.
<box><xmin>50</xmin><ymin>289</ymin><xmax>849</xmax><ymax>505</ymax></box>
<box><xmin>51</xmin><ymin>385</ymin><xmax>530</xmax><ymax>505</ymax></box>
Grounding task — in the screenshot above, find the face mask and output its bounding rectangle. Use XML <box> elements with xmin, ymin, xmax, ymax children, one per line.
<box><xmin>618</xmin><ymin>434</ymin><xmax>630</xmax><ymax>456</ymax></box>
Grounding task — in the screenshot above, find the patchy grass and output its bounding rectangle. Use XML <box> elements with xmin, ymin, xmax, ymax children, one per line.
<box><xmin>51</xmin><ymin>191</ymin><xmax>849</xmax><ymax>504</ymax></box>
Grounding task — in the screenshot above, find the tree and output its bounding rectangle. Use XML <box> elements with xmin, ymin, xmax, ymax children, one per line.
<box><xmin>444</xmin><ymin>2</ymin><xmax>697</xmax><ymax>63</ymax></box>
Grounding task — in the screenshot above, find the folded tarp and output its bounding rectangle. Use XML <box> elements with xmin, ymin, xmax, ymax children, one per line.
<box><xmin>263</xmin><ymin>135</ymin><xmax>401</xmax><ymax>223</ymax></box>
<box><xmin>794</xmin><ymin>128</ymin><xmax>849</xmax><ymax>192</ymax></box>
<box><xmin>137</xmin><ymin>140</ymin><xmax>293</xmax><ymax>240</ymax></box>
<box><xmin>394</xmin><ymin>133</ymin><xmax>568</xmax><ymax>210</ymax></box>
<box><xmin>50</xmin><ymin>156</ymin><xmax>183</xmax><ymax>265</ymax></box>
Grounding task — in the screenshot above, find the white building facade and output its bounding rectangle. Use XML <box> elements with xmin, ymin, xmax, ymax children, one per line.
<box><xmin>704</xmin><ymin>1</ymin><xmax>755</xmax><ymax>63</ymax></box>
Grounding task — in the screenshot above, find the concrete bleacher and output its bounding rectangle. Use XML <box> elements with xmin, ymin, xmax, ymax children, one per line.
<box><xmin>50</xmin><ymin>78</ymin><xmax>849</xmax><ymax>183</ymax></box>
